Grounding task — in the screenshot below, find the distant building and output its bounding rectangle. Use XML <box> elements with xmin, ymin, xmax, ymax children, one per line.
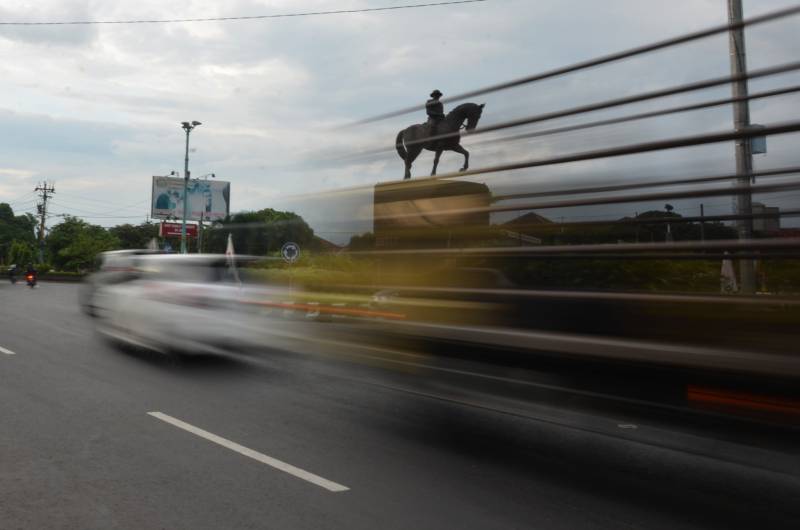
<box><xmin>504</xmin><ymin>211</ymin><xmax>553</xmax><ymax>227</ymax></box>
<box><xmin>501</xmin><ymin>211</ymin><xmax>553</xmax><ymax>244</ymax></box>
<box><xmin>312</xmin><ymin>236</ymin><xmax>342</xmax><ymax>253</ymax></box>
<box><xmin>751</xmin><ymin>202</ymin><xmax>780</xmax><ymax>233</ymax></box>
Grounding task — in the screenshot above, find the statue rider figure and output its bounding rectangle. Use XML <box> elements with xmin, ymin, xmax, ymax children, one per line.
<box><xmin>426</xmin><ymin>89</ymin><xmax>445</xmax><ymax>137</ymax></box>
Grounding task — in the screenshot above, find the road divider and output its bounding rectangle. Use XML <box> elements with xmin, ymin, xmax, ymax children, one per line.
<box><xmin>147</xmin><ymin>411</ymin><xmax>350</xmax><ymax>493</ymax></box>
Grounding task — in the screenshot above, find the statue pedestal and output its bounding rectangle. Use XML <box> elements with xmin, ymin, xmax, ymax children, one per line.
<box><xmin>373</xmin><ymin>179</ymin><xmax>491</xmax><ymax>249</ymax></box>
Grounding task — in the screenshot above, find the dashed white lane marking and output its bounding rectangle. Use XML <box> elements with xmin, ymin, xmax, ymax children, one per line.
<box><xmin>0</xmin><ymin>345</ymin><xmax>16</xmax><ymax>355</ymax></box>
<box><xmin>147</xmin><ymin>411</ymin><xmax>349</xmax><ymax>493</ymax></box>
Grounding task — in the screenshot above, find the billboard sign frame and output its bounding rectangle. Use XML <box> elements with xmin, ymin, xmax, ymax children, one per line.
<box><xmin>160</xmin><ymin>221</ymin><xmax>198</xmax><ymax>238</ymax></box>
<box><xmin>151</xmin><ymin>176</ymin><xmax>230</xmax><ymax>222</ymax></box>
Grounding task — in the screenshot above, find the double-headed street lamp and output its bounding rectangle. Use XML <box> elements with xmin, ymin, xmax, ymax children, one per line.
<box><xmin>180</xmin><ymin>120</ymin><xmax>201</xmax><ymax>254</ymax></box>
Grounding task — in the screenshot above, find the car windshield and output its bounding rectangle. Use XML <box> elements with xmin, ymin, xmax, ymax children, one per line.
<box><xmin>1</xmin><ymin>2</ymin><xmax>799</xmax><ymax>529</ymax></box>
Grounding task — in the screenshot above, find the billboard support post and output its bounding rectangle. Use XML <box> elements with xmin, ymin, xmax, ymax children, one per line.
<box><xmin>198</xmin><ymin>211</ymin><xmax>204</xmax><ymax>253</ymax></box>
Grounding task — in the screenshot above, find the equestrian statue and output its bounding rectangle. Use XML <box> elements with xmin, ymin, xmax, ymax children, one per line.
<box><xmin>395</xmin><ymin>89</ymin><xmax>485</xmax><ymax>180</ymax></box>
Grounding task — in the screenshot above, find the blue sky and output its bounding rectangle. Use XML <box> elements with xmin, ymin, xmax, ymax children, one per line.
<box><xmin>0</xmin><ymin>0</ymin><xmax>798</xmax><ymax>242</ymax></box>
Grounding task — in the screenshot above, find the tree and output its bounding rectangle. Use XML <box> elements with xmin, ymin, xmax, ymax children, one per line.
<box><xmin>0</xmin><ymin>203</ymin><xmax>37</xmax><ymax>263</ymax></box>
<box><xmin>109</xmin><ymin>222</ymin><xmax>159</xmax><ymax>250</ymax></box>
<box><xmin>205</xmin><ymin>208</ymin><xmax>314</xmax><ymax>255</ymax></box>
<box><xmin>347</xmin><ymin>232</ymin><xmax>375</xmax><ymax>251</ymax></box>
<box><xmin>7</xmin><ymin>240</ymin><xmax>35</xmax><ymax>266</ymax></box>
<box><xmin>58</xmin><ymin>231</ymin><xmax>120</xmax><ymax>272</ymax></box>
<box><xmin>46</xmin><ymin>216</ymin><xmax>119</xmax><ymax>271</ymax></box>
<box><xmin>0</xmin><ymin>203</ymin><xmax>14</xmax><ymax>224</ymax></box>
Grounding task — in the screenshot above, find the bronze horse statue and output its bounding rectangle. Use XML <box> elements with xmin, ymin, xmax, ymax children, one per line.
<box><xmin>395</xmin><ymin>102</ymin><xmax>485</xmax><ymax>180</ymax></box>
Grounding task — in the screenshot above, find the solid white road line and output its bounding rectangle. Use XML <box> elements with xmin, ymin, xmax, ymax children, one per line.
<box><xmin>0</xmin><ymin>345</ymin><xmax>16</xmax><ymax>355</ymax></box>
<box><xmin>147</xmin><ymin>411</ymin><xmax>349</xmax><ymax>493</ymax></box>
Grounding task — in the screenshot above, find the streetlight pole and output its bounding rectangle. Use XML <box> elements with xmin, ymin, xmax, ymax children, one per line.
<box><xmin>180</xmin><ymin>121</ymin><xmax>201</xmax><ymax>254</ymax></box>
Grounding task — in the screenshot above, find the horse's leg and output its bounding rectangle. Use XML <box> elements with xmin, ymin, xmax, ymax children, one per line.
<box><xmin>405</xmin><ymin>146</ymin><xmax>423</xmax><ymax>180</ymax></box>
<box><xmin>452</xmin><ymin>144</ymin><xmax>470</xmax><ymax>172</ymax></box>
<box><xmin>431</xmin><ymin>149</ymin><xmax>443</xmax><ymax>176</ymax></box>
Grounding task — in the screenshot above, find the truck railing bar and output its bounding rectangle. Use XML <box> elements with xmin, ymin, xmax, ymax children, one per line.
<box><xmin>346</xmin><ymin>4</ymin><xmax>800</xmax><ymax>125</ymax></box>
<box><xmin>420</xmin><ymin>119</ymin><xmax>800</xmax><ymax>183</ymax></box>
<box><xmin>491</xmin><ymin>166</ymin><xmax>800</xmax><ymax>202</ymax></box>
<box><xmin>266</xmin><ymin>163</ymin><xmax>799</xmax><ymax>207</ymax></box>
<box><xmin>477</xmin><ymin>85</ymin><xmax>800</xmax><ymax>150</ymax></box>
<box><xmin>392</xmin><ymin>61</ymin><xmax>800</xmax><ymax>149</ymax></box>
<box><xmin>339</xmin><ymin>80</ymin><xmax>800</xmax><ymax>161</ymax></box>
<box><xmin>346</xmin><ymin>238</ymin><xmax>800</xmax><ymax>257</ymax></box>
<box><xmin>509</xmin><ymin>208</ymin><xmax>800</xmax><ymax>229</ymax></box>
<box><xmin>375</xmin><ymin>320</ymin><xmax>800</xmax><ymax>377</ymax></box>
<box><xmin>343</xmin><ymin>284</ymin><xmax>800</xmax><ymax>306</ymax></box>
<box><xmin>458</xmin><ymin>252</ymin><xmax>800</xmax><ymax>261</ymax></box>
<box><xmin>375</xmin><ymin>181</ymin><xmax>800</xmax><ymax>222</ymax></box>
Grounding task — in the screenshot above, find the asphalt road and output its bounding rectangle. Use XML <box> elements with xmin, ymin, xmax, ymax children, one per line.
<box><xmin>1</xmin><ymin>282</ymin><xmax>799</xmax><ymax>530</ymax></box>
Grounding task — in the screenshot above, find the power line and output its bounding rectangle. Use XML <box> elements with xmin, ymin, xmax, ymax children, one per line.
<box><xmin>56</xmin><ymin>190</ymin><xmax>148</xmax><ymax>208</ymax></box>
<box><xmin>48</xmin><ymin>201</ymin><xmax>110</xmax><ymax>216</ymax></box>
<box><xmin>1</xmin><ymin>191</ymin><xmax>37</xmax><ymax>206</ymax></box>
<box><xmin>5</xmin><ymin>199</ymin><xmax>38</xmax><ymax>210</ymax></box>
<box><xmin>59</xmin><ymin>198</ymin><xmax>149</xmax><ymax>216</ymax></box>
<box><xmin>54</xmin><ymin>213</ymin><xmax>147</xmax><ymax>219</ymax></box>
<box><xmin>50</xmin><ymin>198</ymin><xmax>148</xmax><ymax>215</ymax></box>
<box><xmin>0</xmin><ymin>0</ymin><xmax>489</xmax><ymax>25</ymax></box>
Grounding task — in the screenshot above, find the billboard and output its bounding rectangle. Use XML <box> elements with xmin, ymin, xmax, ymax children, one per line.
<box><xmin>151</xmin><ymin>176</ymin><xmax>230</xmax><ymax>221</ymax></box>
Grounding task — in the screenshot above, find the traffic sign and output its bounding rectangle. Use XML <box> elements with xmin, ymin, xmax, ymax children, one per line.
<box><xmin>281</xmin><ymin>242</ymin><xmax>300</xmax><ymax>263</ymax></box>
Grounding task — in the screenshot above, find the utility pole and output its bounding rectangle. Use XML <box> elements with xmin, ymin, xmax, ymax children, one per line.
<box><xmin>34</xmin><ymin>181</ymin><xmax>55</xmax><ymax>263</ymax></box>
<box><xmin>700</xmin><ymin>203</ymin><xmax>706</xmax><ymax>242</ymax></box>
<box><xmin>728</xmin><ymin>0</ymin><xmax>756</xmax><ymax>294</ymax></box>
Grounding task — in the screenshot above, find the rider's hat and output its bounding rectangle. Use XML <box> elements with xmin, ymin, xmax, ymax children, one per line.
<box><xmin>430</xmin><ymin>89</ymin><xmax>443</xmax><ymax>98</ymax></box>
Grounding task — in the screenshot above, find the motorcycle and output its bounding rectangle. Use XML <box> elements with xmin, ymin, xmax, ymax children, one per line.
<box><xmin>25</xmin><ymin>272</ymin><xmax>37</xmax><ymax>288</ymax></box>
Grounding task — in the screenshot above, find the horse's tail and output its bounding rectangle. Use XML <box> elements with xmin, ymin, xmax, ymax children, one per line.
<box><xmin>395</xmin><ymin>130</ymin><xmax>407</xmax><ymax>161</ymax></box>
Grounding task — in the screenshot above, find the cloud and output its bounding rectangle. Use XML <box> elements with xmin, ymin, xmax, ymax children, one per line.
<box><xmin>0</xmin><ymin>0</ymin><xmax>796</xmax><ymax>232</ymax></box>
<box><xmin>0</xmin><ymin>1</ymin><xmax>98</xmax><ymax>46</ymax></box>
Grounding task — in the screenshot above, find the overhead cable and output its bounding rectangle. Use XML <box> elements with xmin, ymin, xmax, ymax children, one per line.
<box><xmin>0</xmin><ymin>0</ymin><xmax>489</xmax><ymax>25</ymax></box>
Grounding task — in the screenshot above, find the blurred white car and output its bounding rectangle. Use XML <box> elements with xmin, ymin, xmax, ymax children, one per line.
<box><xmin>80</xmin><ymin>249</ymin><xmax>164</xmax><ymax>316</ymax></box>
<box><xmin>91</xmin><ymin>253</ymin><xmax>274</xmax><ymax>355</ymax></box>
